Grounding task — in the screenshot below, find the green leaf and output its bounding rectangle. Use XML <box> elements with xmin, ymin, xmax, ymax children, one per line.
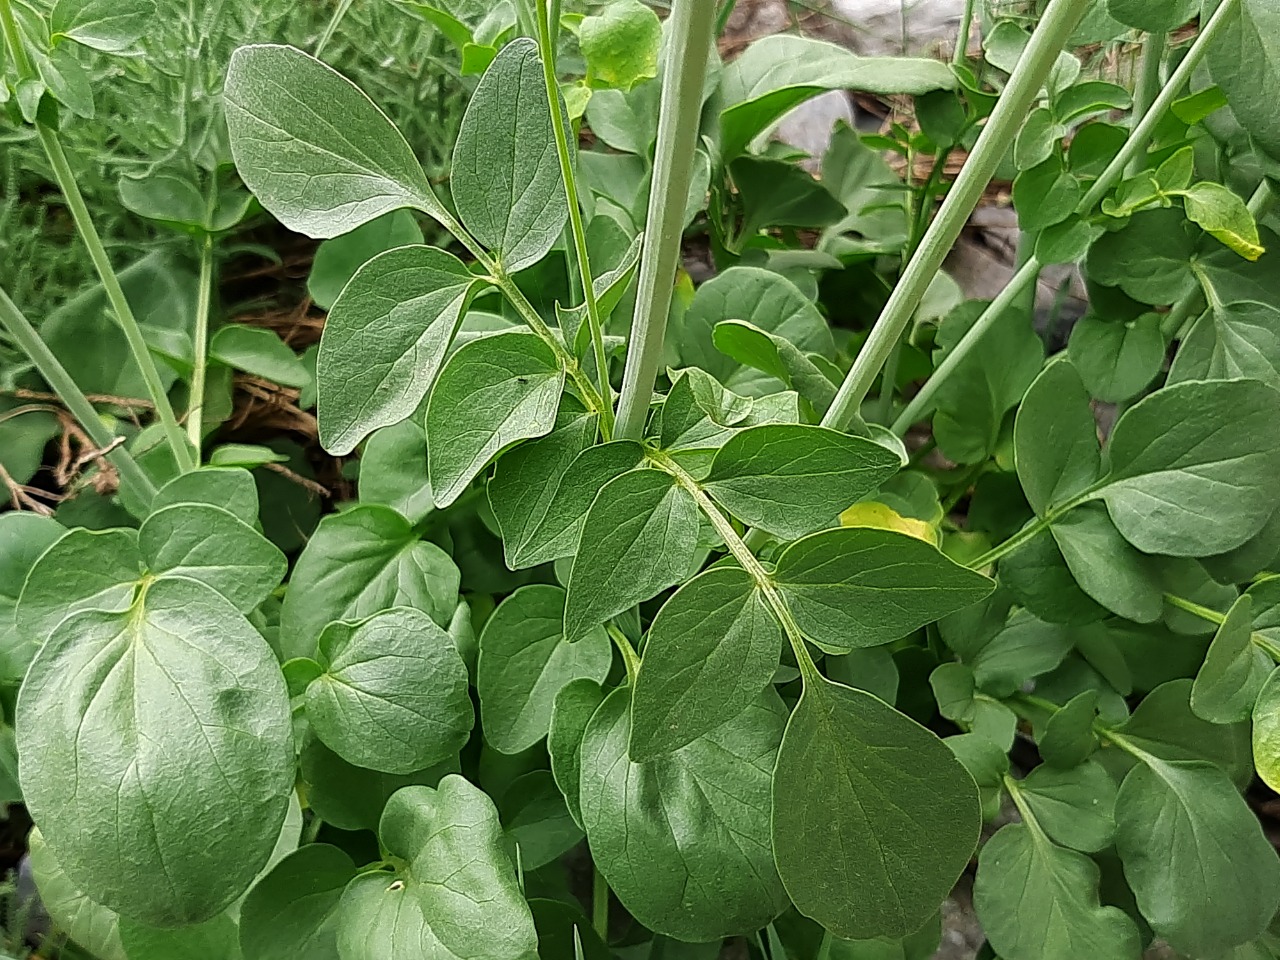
<box><xmin>680</xmin><ymin>267</ymin><xmax>834</xmax><ymax>385</ymax></box>
<box><xmin>704</xmin><ymin>425</ymin><xmax>899</xmax><ymax>540</ymax></box>
<box><xmin>50</xmin><ymin>0</ymin><xmax>153</xmax><ymax>51</ymax></box>
<box><xmin>1169</xmin><ymin>300</ymin><xmax>1280</xmax><ymax>390</ymax></box>
<box><xmin>307</xmin><ymin>209</ymin><xmax>423</xmax><ymax>310</ymax></box>
<box><xmin>1182</xmin><ymin>182</ymin><xmax>1265</xmax><ymax>260</ymax></box>
<box><xmin>501</xmin><ymin>770</ymin><xmax>583</xmax><ymax>870</ymax></box>
<box><xmin>0</xmin><ymin>513</ymin><xmax>64</xmax><ymax>683</ymax></box>
<box><xmin>563</xmin><ymin>468</ymin><xmax>700</xmax><ymax>641</ymax></box>
<box><xmin>34</xmin><ymin>45</ymin><xmax>95</xmax><ymax>119</ymax></box>
<box><xmin>118</xmin><ymin>913</ymin><xmax>242</xmax><ymax>958</ymax></box>
<box><xmin>1115</xmin><ymin>758</ymin><xmax>1280</xmax><ymax>955</ymax></box>
<box><xmin>529</xmin><ymin>899</ymin><xmax>610</xmax><ymax>960</ymax></box>
<box><xmin>630</xmin><ymin>567</ymin><xmax>781</xmax><ymax>761</ymax></box>
<box><xmin>225</xmin><ymin>45</ymin><xmax>444</xmax><ymax>239</ymax></box>
<box><xmin>305</xmin><ymin>608</ymin><xmax>472</xmax><ymax>774</ymax></box>
<box><xmin>579</xmin><ymin>0</ymin><xmax>661</xmax><ymax>90</ymax></box>
<box><xmin>1097</xmin><ymin>379</ymin><xmax>1280</xmax><ymax>556</ymax></box>
<box><xmin>1087</xmin><ymin>208</ymin><xmax>1199</xmax><ymax>304</ymax></box>
<box><xmin>452</xmin><ymin>38</ymin><xmax>567</xmax><ymax>272</ymax></box>
<box><xmin>657</xmin><ymin>368</ymin><xmax>753</xmax><ymax>474</ymax></box>
<box><xmin>998</xmin><ymin>528</ymin><xmax>1107</xmax><ymax>625</ymax></box>
<box><xmin>487</xmin><ymin>412</ymin><xmax>598</xmax><ymax>568</ymax></box>
<box><xmin>1067</xmin><ymin>314</ymin><xmax>1164</xmax><ymax>402</ymax></box>
<box><xmin>279</xmin><ymin>504</ymin><xmax>460</xmax><ymax>661</ymax></box>
<box><xmin>1013</xmin><ymin>155</ymin><xmax>1080</xmax><ymax>233</ymax></box>
<box><xmin>211</xmin><ymin>325</ymin><xmax>310</xmax><ymax>389</ymax></box>
<box><xmin>773</xmin><ymin>677</ymin><xmax>980</xmax><ymax>940</ymax></box>
<box><xmin>318</xmin><ymin>245</ymin><xmax>480</xmax><ymax>454</ymax></box>
<box><xmin>239</xmin><ymin>844</ymin><xmax>356</xmax><ymax>960</ymax></box>
<box><xmin>1049</xmin><ymin>504</ymin><xmax>1164</xmax><ymax>623</ymax></box>
<box><xmin>359</xmin><ymin>419</ymin><xmax>434</xmax><ymax>524</ymax></box>
<box><xmin>1116</xmin><ymin>678</ymin><xmax>1251</xmax><ymax>776</ymax></box>
<box><xmin>152</xmin><ymin>467</ymin><xmax>259</xmax><ymax>526</ymax></box>
<box><xmin>583</xmin><ymin>81</ymin><xmax>659</xmax><ymax>155</ymax></box>
<box><xmin>712</xmin><ymin>319</ymin><xmax>838</xmax><ymax>414</ymax></box>
<box><xmin>1038</xmin><ymin>690</ymin><xmax>1100</xmax><ymax>768</ymax></box>
<box><xmin>139</xmin><ymin>503</ymin><xmax>287</xmax><ymax>613</ymax></box>
<box><xmin>548</xmin><ymin>678</ymin><xmax>605</xmax><ymax>828</ymax></box>
<box><xmin>974</xmin><ymin>822</ymin><xmax>1141</xmax><ymax>960</ymax></box>
<box><xmin>28</xmin><ymin>828</ymin><xmax>125</xmax><ymax>960</ymax></box>
<box><xmin>478</xmin><ymin>585</ymin><xmax>612</xmax><ymax>755</ymax></box>
<box><xmin>773</xmin><ymin>527</ymin><xmax>995</xmax><ymax>653</ymax></box>
<box><xmin>730</xmin><ymin>157</ymin><xmax>847</xmax><ymax>238</ymax></box>
<box><xmin>970</xmin><ymin>612</ymin><xmax>1075</xmax><ymax>698</ymax></box>
<box><xmin>580</xmin><ymin>688</ymin><xmax>789</xmax><ymax>941</ymax></box>
<box><xmin>720</xmin><ymin>36</ymin><xmax>956</xmax><ymax>161</ymax></box>
<box><xmin>336</xmin><ymin>778</ymin><xmax>539</xmax><ymax>960</ymax></box>
<box><xmin>1253</xmin><ymin>667</ymin><xmax>1280</xmax><ymax>791</ymax></box>
<box><xmin>1208</xmin><ymin>0</ymin><xmax>1280</xmax><ymax>162</ymax></box>
<box><xmin>1014</xmin><ymin>360</ymin><xmax>1100</xmax><ymax>516</ymax></box>
<box><xmin>1193</xmin><ymin>594</ymin><xmax>1271</xmax><ymax>724</ymax></box>
<box><xmin>1018</xmin><ymin>761</ymin><xmax>1116</xmax><ymax>853</ymax></box>
<box><xmin>17</xmin><ymin>577</ymin><xmax>294</xmax><ymax>925</ymax></box>
<box><xmin>1106</xmin><ymin>0</ymin><xmax>1196</xmax><ymax>32</ymax></box>
<box><xmin>15</xmin><ymin>528</ymin><xmax>140</xmax><ymax>651</ymax></box>
<box><xmin>932</xmin><ymin>300</ymin><xmax>1044</xmax><ymax>465</ymax></box>
<box><xmin>426</xmin><ymin>331</ymin><xmax>565</xmax><ymax>507</ymax></box>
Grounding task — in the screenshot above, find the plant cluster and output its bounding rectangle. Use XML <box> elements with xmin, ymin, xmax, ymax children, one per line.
<box><xmin>2</xmin><ymin>0</ymin><xmax>1280</xmax><ymax>958</ymax></box>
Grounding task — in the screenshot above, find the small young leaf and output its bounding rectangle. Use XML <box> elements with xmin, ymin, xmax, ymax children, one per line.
<box><xmin>974</xmin><ymin>822</ymin><xmax>1141</xmax><ymax>960</ymax></box>
<box><xmin>306</xmin><ymin>608</ymin><xmax>473</xmax><ymax>774</ymax></box>
<box><xmin>1098</xmin><ymin>379</ymin><xmax>1280</xmax><ymax>556</ymax></box>
<box><xmin>1018</xmin><ymin>761</ymin><xmax>1116</xmax><ymax>853</ymax></box>
<box><xmin>773</xmin><ymin>527</ymin><xmax>995</xmax><ymax>653</ymax></box>
<box><xmin>630</xmin><ymin>567</ymin><xmax>781</xmax><ymax>761</ymax></box>
<box><xmin>563</xmin><ymin>469</ymin><xmax>700</xmax><ymax>641</ymax></box>
<box><xmin>712</xmin><ymin>319</ymin><xmax>838</xmax><ymax>414</ymax></box>
<box><xmin>18</xmin><ymin>578</ymin><xmax>294</xmax><ymax>925</ymax></box>
<box><xmin>773</xmin><ymin>677</ymin><xmax>980</xmax><ymax>940</ymax></box>
<box><xmin>1067</xmin><ymin>314</ymin><xmax>1164</xmax><ymax>403</ymax></box>
<box><xmin>1038</xmin><ymin>690</ymin><xmax>1100</xmax><ymax>768</ymax></box>
<box><xmin>451</xmin><ymin>38</ymin><xmax>568</xmax><ymax>272</ymax></box>
<box><xmin>152</xmin><ymin>467</ymin><xmax>259</xmax><ymax>525</ymax></box>
<box><xmin>225</xmin><ymin>45</ymin><xmax>444</xmax><ymax>238</ymax></box>
<box><xmin>1115</xmin><ymin>759</ymin><xmax>1280</xmax><ymax>956</ymax></box>
<box><xmin>318</xmin><ymin>245</ymin><xmax>481</xmax><ymax>454</ymax></box>
<box><xmin>336</xmin><ymin>778</ymin><xmax>539</xmax><ymax>960</ymax></box>
<box><xmin>426</xmin><ymin>332</ymin><xmax>565</xmax><ymax>507</ymax></box>
<box><xmin>211</xmin><ymin>325</ymin><xmax>311</xmax><ymax>389</ymax></box>
<box><xmin>703</xmin><ymin>424</ymin><xmax>900</xmax><ymax>540</ymax></box>
<box><xmin>239</xmin><ymin>844</ymin><xmax>356</xmax><ymax>960</ymax></box>
<box><xmin>578</xmin><ymin>0</ymin><xmax>661</xmax><ymax>91</ymax></box>
<box><xmin>580</xmin><ymin>688</ymin><xmax>789</xmax><ymax>941</ymax></box>
<box><xmin>478</xmin><ymin>585</ymin><xmax>612</xmax><ymax>755</ymax></box>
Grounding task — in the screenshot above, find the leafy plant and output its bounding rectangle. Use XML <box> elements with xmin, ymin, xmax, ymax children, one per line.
<box><xmin>4</xmin><ymin>0</ymin><xmax>1280</xmax><ymax>958</ymax></box>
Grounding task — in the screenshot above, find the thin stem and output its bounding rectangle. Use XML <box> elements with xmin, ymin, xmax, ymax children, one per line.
<box><xmin>967</xmin><ymin>484</ymin><xmax>1103</xmax><ymax>569</ymax></box>
<box><xmin>0</xmin><ymin>0</ymin><xmax>31</xmax><ymax>77</ymax></box>
<box><xmin>592</xmin><ymin>866</ymin><xmax>609</xmax><ymax>940</ymax></box>
<box><xmin>187</xmin><ymin>232</ymin><xmax>215</xmax><ymax>451</ymax></box>
<box><xmin>313</xmin><ymin>0</ymin><xmax>355</xmax><ymax>57</ymax></box>
<box><xmin>605</xmin><ymin>623</ymin><xmax>640</xmax><ymax>684</ymax></box>
<box><xmin>1164</xmin><ymin>593</ymin><xmax>1280</xmax><ymax>660</ymax></box>
<box><xmin>820</xmin><ymin>0</ymin><xmax>1088</xmax><ymax>432</ymax></box>
<box><xmin>953</xmin><ymin>0</ymin><xmax>976</xmax><ymax>65</ymax></box>
<box><xmin>1079</xmin><ymin>0</ymin><xmax>1241</xmax><ymax>212</ymax></box>
<box><xmin>1128</xmin><ymin>32</ymin><xmax>1167</xmax><ymax>176</ymax></box>
<box><xmin>535</xmin><ymin>0</ymin><xmax>615</xmax><ymax>439</ymax></box>
<box><xmin>715</xmin><ymin>0</ymin><xmax>739</xmax><ymax>36</ymax></box>
<box><xmin>33</xmin><ymin>127</ymin><xmax>194</xmax><ymax>472</ymax></box>
<box><xmin>614</xmin><ymin>0</ymin><xmax>718</xmax><ymax>441</ymax></box>
<box><xmin>0</xmin><ymin>288</ymin><xmax>157</xmax><ymax>507</ymax></box>
<box><xmin>891</xmin><ymin>258</ymin><xmax>1039</xmax><ymax>435</ymax></box>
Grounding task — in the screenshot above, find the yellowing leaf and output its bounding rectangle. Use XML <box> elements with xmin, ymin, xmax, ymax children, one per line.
<box><xmin>840</xmin><ymin>501</ymin><xmax>937</xmax><ymax>544</ymax></box>
<box><xmin>1252</xmin><ymin>667</ymin><xmax>1280</xmax><ymax>791</ymax></box>
<box><xmin>1181</xmin><ymin>182</ymin><xmax>1265</xmax><ymax>261</ymax></box>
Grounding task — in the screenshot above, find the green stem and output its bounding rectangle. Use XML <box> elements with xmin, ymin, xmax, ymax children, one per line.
<box><xmin>1128</xmin><ymin>32</ymin><xmax>1167</xmax><ymax>176</ymax></box>
<box><xmin>313</xmin><ymin>0</ymin><xmax>355</xmax><ymax>57</ymax></box>
<box><xmin>1079</xmin><ymin>0</ymin><xmax>1241</xmax><ymax>212</ymax></box>
<box><xmin>715</xmin><ymin>0</ymin><xmax>739</xmax><ymax>36</ymax></box>
<box><xmin>1164</xmin><ymin>593</ymin><xmax>1280</xmax><ymax>661</ymax></box>
<box><xmin>953</xmin><ymin>0</ymin><xmax>977</xmax><ymax>65</ymax></box>
<box><xmin>614</xmin><ymin>0</ymin><xmax>717</xmax><ymax>441</ymax></box>
<box><xmin>820</xmin><ymin>0</ymin><xmax>1087</xmax><ymax>432</ymax></box>
<box><xmin>605</xmin><ymin>623</ymin><xmax>640</xmax><ymax>684</ymax></box>
<box><xmin>891</xmin><ymin>258</ymin><xmax>1039</xmax><ymax>435</ymax></box>
<box><xmin>0</xmin><ymin>0</ymin><xmax>30</xmax><ymax>77</ymax></box>
<box><xmin>535</xmin><ymin>0</ymin><xmax>615</xmax><ymax>439</ymax></box>
<box><xmin>592</xmin><ymin>866</ymin><xmax>609</xmax><ymax>941</ymax></box>
<box><xmin>187</xmin><ymin>232</ymin><xmax>215</xmax><ymax>452</ymax></box>
<box><xmin>967</xmin><ymin>484</ymin><xmax>1103</xmax><ymax>569</ymax></box>
<box><xmin>0</xmin><ymin>288</ymin><xmax>157</xmax><ymax>507</ymax></box>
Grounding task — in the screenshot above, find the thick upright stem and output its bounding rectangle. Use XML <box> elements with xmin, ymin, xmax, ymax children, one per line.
<box><xmin>613</xmin><ymin>0</ymin><xmax>717</xmax><ymax>441</ymax></box>
<box><xmin>0</xmin><ymin>289</ymin><xmax>157</xmax><ymax>507</ymax></box>
<box><xmin>187</xmin><ymin>233</ymin><xmax>215</xmax><ymax>450</ymax></box>
<box><xmin>820</xmin><ymin>0</ymin><xmax>1087</xmax><ymax>432</ymax></box>
<box><xmin>535</xmin><ymin>0</ymin><xmax>615</xmax><ymax>439</ymax></box>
